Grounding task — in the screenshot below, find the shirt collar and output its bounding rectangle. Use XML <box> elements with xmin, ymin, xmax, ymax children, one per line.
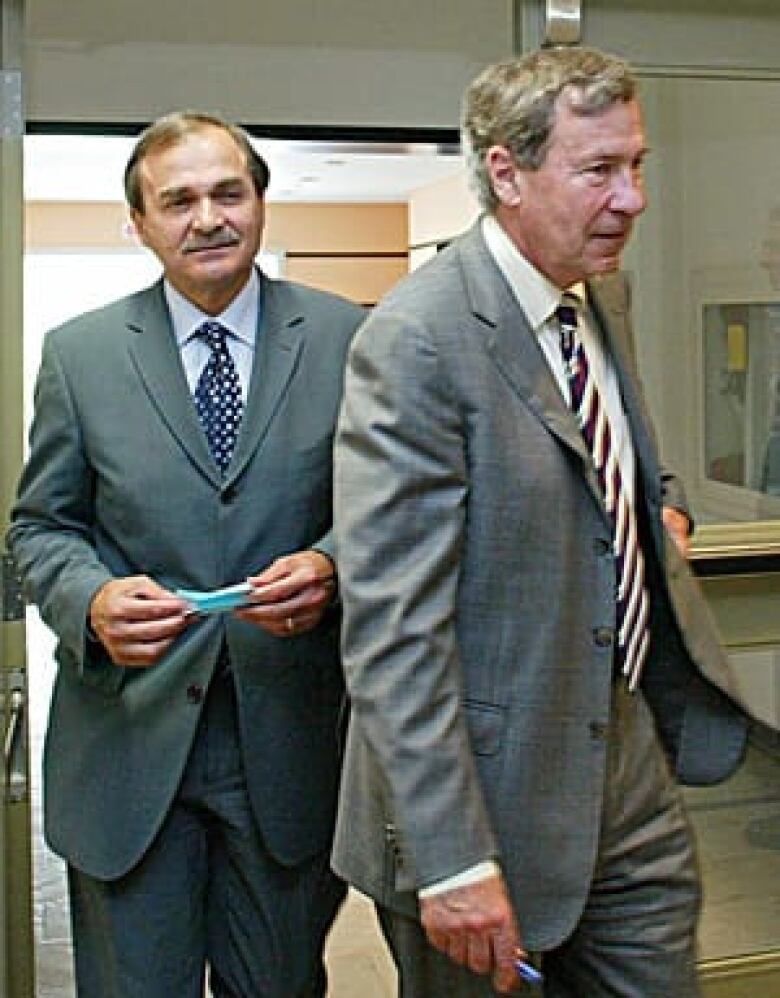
<box><xmin>481</xmin><ymin>214</ymin><xmax>585</xmax><ymax>330</ymax></box>
<box><xmin>165</xmin><ymin>267</ymin><xmax>260</xmax><ymax>349</ymax></box>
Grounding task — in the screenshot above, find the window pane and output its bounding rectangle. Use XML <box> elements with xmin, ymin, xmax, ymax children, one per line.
<box><xmin>623</xmin><ymin>75</ymin><xmax>780</xmax><ymax>526</ymax></box>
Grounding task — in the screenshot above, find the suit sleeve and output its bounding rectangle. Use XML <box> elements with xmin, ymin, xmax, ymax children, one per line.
<box><xmin>7</xmin><ymin>333</ymin><xmax>114</xmax><ymax>677</ymax></box>
<box><xmin>334</xmin><ymin>310</ymin><xmax>498</xmax><ymax>888</ymax></box>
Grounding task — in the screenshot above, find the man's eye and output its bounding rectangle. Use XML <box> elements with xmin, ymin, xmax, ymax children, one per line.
<box><xmin>586</xmin><ymin>163</ymin><xmax>610</xmax><ymax>179</ymax></box>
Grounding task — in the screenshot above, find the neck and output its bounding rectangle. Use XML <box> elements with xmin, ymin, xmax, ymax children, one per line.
<box><xmin>171</xmin><ymin>269</ymin><xmax>253</xmax><ymax>316</ymax></box>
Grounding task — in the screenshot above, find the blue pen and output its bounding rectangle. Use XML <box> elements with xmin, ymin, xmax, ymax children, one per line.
<box><xmin>516</xmin><ymin>958</ymin><xmax>544</xmax><ymax>987</ymax></box>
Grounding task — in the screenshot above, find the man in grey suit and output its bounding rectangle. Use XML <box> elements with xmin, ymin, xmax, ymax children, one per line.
<box><xmin>332</xmin><ymin>47</ymin><xmax>748</xmax><ymax>995</ymax></box>
<box><xmin>8</xmin><ymin>111</ymin><xmax>363</xmax><ymax>997</ymax></box>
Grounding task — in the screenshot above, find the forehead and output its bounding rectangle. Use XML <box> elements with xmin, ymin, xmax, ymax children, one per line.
<box><xmin>547</xmin><ymin>96</ymin><xmax>646</xmax><ymax>159</ymax></box>
<box><xmin>139</xmin><ymin>126</ymin><xmax>250</xmax><ymax>191</ymax></box>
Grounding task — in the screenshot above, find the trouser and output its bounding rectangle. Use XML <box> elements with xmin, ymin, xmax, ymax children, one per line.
<box><xmin>68</xmin><ymin>667</ymin><xmax>346</xmax><ymax>998</ymax></box>
<box><xmin>378</xmin><ymin>680</ymin><xmax>701</xmax><ymax>997</ymax></box>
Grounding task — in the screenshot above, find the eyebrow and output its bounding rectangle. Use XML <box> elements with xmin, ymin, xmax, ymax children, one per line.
<box><xmin>157</xmin><ymin>176</ymin><xmax>248</xmax><ymax>204</ymax></box>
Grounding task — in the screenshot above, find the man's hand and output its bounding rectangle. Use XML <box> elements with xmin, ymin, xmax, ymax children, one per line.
<box><xmin>236</xmin><ymin>550</ymin><xmax>337</xmax><ymax>637</ymax></box>
<box><xmin>89</xmin><ymin>576</ymin><xmax>190</xmax><ymax>666</ymax></box>
<box><xmin>662</xmin><ymin>505</ymin><xmax>691</xmax><ymax>557</ymax></box>
<box><xmin>420</xmin><ymin>874</ymin><xmax>523</xmax><ymax>994</ymax></box>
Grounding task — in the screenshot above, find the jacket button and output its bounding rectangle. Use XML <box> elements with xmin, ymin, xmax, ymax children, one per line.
<box><xmin>186</xmin><ymin>684</ymin><xmax>204</xmax><ymax>704</ymax></box>
<box><xmin>594</xmin><ymin>537</ymin><xmax>611</xmax><ymax>555</ymax></box>
<box><xmin>221</xmin><ymin>484</ymin><xmax>237</xmax><ymax>503</ymax></box>
<box><xmin>593</xmin><ymin>628</ymin><xmax>614</xmax><ymax>648</ymax></box>
<box><xmin>589</xmin><ymin>721</ymin><xmax>608</xmax><ymax>740</ymax></box>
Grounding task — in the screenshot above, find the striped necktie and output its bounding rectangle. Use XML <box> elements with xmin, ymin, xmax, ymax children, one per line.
<box><xmin>557</xmin><ymin>296</ymin><xmax>649</xmax><ymax>690</ymax></box>
<box><xmin>194</xmin><ymin>321</ymin><xmax>243</xmax><ymax>475</ymax></box>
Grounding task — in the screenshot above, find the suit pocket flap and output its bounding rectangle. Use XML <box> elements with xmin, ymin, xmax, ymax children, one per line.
<box><xmin>464</xmin><ymin>701</ymin><xmax>505</xmax><ymax>756</ymax></box>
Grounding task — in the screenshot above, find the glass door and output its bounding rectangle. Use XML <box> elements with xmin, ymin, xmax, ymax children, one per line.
<box><xmin>1</xmin><ymin>0</ymin><xmax>35</xmax><ymax>995</ymax></box>
<box><xmin>519</xmin><ymin>1</ymin><xmax>780</xmax><ymax>993</ymax></box>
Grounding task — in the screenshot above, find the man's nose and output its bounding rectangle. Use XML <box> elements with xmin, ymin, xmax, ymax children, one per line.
<box><xmin>613</xmin><ymin>171</ymin><xmax>646</xmax><ymax>217</ymax></box>
<box><xmin>192</xmin><ymin>197</ymin><xmax>222</xmax><ymax>230</ymax></box>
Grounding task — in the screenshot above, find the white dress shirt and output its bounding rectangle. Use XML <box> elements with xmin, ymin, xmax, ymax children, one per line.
<box><xmin>482</xmin><ymin>214</ymin><xmax>637</xmax><ymax>507</ymax></box>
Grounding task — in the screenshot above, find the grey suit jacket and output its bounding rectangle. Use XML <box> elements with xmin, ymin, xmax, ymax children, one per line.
<box><xmin>332</xmin><ymin>223</ymin><xmax>747</xmax><ymax>950</ymax></box>
<box><xmin>8</xmin><ymin>272</ymin><xmax>364</xmax><ymax>880</ymax></box>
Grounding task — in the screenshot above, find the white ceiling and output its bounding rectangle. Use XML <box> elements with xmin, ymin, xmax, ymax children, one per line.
<box><xmin>24</xmin><ymin>134</ymin><xmax>465</xmax><ymax>204</ymax></box>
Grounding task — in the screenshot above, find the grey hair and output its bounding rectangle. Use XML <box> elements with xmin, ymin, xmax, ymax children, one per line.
<box><xmin>461</xmin><ymin>46</ymin><xmax>637</xmax><ymax>212</ymax></box>
<box><xmin>124</xmin><ymin>110</ymin><xmax>270</xmax><ymax>213</ymax></box>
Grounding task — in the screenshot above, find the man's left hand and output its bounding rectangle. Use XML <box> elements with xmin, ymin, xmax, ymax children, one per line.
<box><xmin>662</xmin><ymin>506</ymin><xmax>691</xmax><ymax>557</ymax></box>
<box><xmin>235</xmin><ymin>550</ymin><xmax>337</xmax><ymax>637</ymax></box>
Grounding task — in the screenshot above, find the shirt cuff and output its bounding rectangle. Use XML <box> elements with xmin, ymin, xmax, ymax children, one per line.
<box><xmin>418</xmin><ymin>860</ymin><xmax>500</xmax><ymax>898</ymax></box>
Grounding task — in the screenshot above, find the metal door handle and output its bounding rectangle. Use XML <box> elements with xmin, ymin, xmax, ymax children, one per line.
<box><xmin>545</xmin><ymin>0</ymin><xmax>582</xmax><ymax>45</ymax></box>
<box><xmin>4</xmin><ymin>677</ymin><xmax>27</xmax><ymax>803</ymax></box>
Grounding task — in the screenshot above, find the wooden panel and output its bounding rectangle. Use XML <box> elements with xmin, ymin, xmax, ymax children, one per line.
<box><xmin>285</xmin><ymin>255</ymin><xmax>407</xmax><ymax>305</ymax></box>
<box><xmin>264</xmin><ymin>203</ymin><xmax>407</xmax><ymax>254</ymax></box>
<box><xmin>25</xmin><ymin>202</ymin><xmax>130</xmax><ymax>249</ymax></box>
<box><xmin>26</xmin><ymin>201</ymin><xmax>408</xmax><ymax>254</ymax></box>
<box><xmin>25</xmin><ymin>201</ymin><xmax>410</xmax><ymax>303</ymax></box>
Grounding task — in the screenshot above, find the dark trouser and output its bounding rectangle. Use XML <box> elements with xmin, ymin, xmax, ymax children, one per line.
<box><xmin>68</xmin><ymin>669</ymin><xmax>346</xmax><ymax>998</ymax></box>
<box><xmin>378</xmin><ymin>680</ymin><xmax>701</xmax><ymax>997</ymax></box>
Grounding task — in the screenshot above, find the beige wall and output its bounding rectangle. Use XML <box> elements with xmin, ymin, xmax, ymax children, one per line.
<box><xmin>408</xmin><ymin>169</ymin><xmax>478</xmax><ymax>253</ymax></box>
<box><xmin>25</xmin><ymin>200</ymin><xmax>408</xmax><ymax>305</ymax></box>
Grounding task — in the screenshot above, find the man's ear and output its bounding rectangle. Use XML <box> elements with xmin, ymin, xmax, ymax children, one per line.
<box><xmin>127</xmin><ymin>210</ymin><xmax>146</xmax><ymax>247</ymax></box>
<box><xmin>485</xmin><ymin>145</ymin><xmax>524</xmax><ymax>207</ymax></box>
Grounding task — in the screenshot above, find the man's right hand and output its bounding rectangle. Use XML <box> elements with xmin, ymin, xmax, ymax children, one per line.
<box><xmin>89</xmin><ymin>576</ymin><xmax>190</xmax><ymax>667</ymax></box>
<box><xmin>419</xmin><ymin>874</ymin><xmax>523</xmax><ymax>993</ymax></box>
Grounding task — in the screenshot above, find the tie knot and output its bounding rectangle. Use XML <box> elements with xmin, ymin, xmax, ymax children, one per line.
<box><xmin>198</xmin><ymin>321</ymin><xmax>229</xmax><ymax>352</ymax></box>
<box><xmin>555</xmin><ymin>298</ymin><xmax>579</xmax><ymax>330</ymax></box>
<box><xmin>556</xmin><ymin>298</ymin><xmax>579</xmax><ymax>357</ymax></box>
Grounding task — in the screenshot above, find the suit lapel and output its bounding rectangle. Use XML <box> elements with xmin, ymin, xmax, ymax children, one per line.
<box><xmin>126</xmin><ymin>282</ymin><xmax>220</xmax><ymax>484</ymax></box>
<box><xmin>458</xmin><ymin>226</ymin><xmax>605</xmax><ymax>506</ymax></box>
<box><xmin>225</xmin><ymin>276</ymin><xmax>304</xmax><ymax>485</ymax></box>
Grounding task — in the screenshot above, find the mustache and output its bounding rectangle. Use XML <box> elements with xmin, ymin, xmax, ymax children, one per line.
<box><xmin>182</xmin><ymin>229</ymin><xmax>240</xmax><ymax>254</ymax></box>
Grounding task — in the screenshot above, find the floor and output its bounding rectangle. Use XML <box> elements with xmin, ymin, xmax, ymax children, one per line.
<box><xmin>27</xmin><ymin>610</ymin><xmax>780</xmax><ymax>995</ymax></box>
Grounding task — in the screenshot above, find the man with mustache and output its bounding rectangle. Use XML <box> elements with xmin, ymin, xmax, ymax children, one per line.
<box><xmin>8</xmin><ymin>111</ymin><xmax>364</xmax><ymax>997</ymax></box>
<box><xmin>332</xmin><ymin>47</ymin><xmax>747</xmax><ymax>995</ymax></box>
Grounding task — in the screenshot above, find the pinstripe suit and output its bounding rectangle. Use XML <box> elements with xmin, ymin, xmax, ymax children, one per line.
<box><xmin>332</xmin><ymin>224</ymin><xmax>747</xmax><ymax>993</ymax></box>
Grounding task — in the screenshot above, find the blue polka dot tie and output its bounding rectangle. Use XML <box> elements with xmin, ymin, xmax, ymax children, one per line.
<box><xmin>557</xmin><ymin>296</ymin><xmax>650</xmax><ymax>691</ymax></box>
<box><xmin>194</xmin><ymin>321</ymin><xmax>244</xmax><ymax>475</ymax></box>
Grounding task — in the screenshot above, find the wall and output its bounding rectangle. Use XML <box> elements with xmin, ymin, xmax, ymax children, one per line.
<box><xmin>24</xmin><ymin>0</ymin><xmax>514</xmax><ymax>128</ymax></box>
<box><xmin>24</xmin><ymin>200</ymin><xmax>408</xmax><ymax>306</ymax></box>
<box><xmin>407</xmin><ymin>169</ymin><xmax>478</xmax><ymax>271</ymax></box>
<box><xmin>408</xmin><ymin>169</ymin><xmax>478</xmax><ymax>255</ymax></box>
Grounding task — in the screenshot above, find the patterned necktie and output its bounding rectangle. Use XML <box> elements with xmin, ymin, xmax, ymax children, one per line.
<box><xmin>557</xmin><ymin>296</ymin><xmax>649</xmax><ymax>690</ymax></box>
<box><xmin>194</xmin><ymin>321</ymin><xmax>243</xmax><ymax>475</ymax></box>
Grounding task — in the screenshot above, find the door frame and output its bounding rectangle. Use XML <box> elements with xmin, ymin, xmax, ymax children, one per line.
<box><xmin>1</xmin><ymin>0</ymin><xmax>35</xmax><ymax>995</ymax></box>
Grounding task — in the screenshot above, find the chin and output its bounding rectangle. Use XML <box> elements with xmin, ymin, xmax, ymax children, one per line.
<box><xmin>590</xmin><ymin>256</ymin><xmax>622</xmax><ymax>274</ymax></box>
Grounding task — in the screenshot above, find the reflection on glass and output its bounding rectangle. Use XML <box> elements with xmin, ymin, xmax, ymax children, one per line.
<box><xmin>623</xmin><ymin>75</ymin><xmax>780</xmax><ymax>528</ymax></box>
<box><xmin>703</xmin><ymin>301</ymin><xmax>780</xmax><ymax>500</ymax></box>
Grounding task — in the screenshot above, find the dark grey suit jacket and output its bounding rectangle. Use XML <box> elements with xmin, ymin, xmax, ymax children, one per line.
<box><xmin>332</xmin><ymin>223</ymin><xmax>747</xmax><ymax>950</ymax></box>
<box><xmin>9</xmin><ymin>272</ymin><xmax>364</xmax><ymax>880</ymax></box>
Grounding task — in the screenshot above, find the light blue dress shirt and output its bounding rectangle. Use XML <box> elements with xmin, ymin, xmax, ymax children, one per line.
<box><xmin>164</xmin><ymin>268</ymin><xmax>260</xmax><ymax>403</ymax></box>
